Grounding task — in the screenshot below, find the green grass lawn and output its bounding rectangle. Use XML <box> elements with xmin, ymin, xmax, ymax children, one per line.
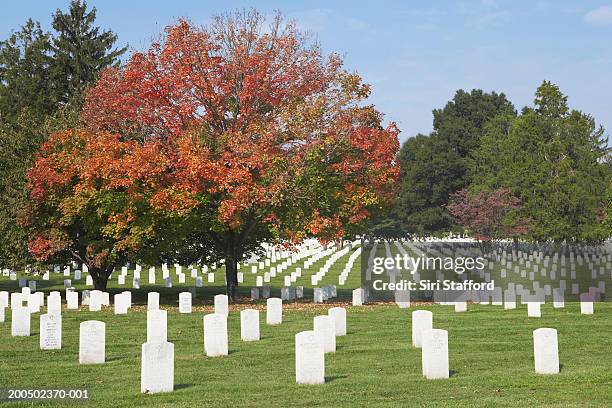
<box><xmin>0</xmin><ymin>299</ymin><xmax>610</xmax><ymax>407</ymax></box>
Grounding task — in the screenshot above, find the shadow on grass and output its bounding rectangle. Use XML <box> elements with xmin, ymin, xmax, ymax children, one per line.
<box><xmin>175</xmin><ymin>384</ymin><xmax>193</xmax><ymax>391</ymax></box>
<box><xmin>450</xmin><ymin>370</ymin><xmax>458</xmax><ymax>377</ymax></box>
<box><xmin>325</xmin><ymin>375</ymin><xmax>348</xmax><ymax>382</ymax></box>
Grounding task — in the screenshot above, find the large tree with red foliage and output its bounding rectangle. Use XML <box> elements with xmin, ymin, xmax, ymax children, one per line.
<box><xmin>22</xmin><ymin>128</ymin><xmax>177</xmax><ymax>289</ymax></box>
<box><xmin>24</xmin><ymin>11</ymin><xmax>399</xmax><ymax>297</ymax></box>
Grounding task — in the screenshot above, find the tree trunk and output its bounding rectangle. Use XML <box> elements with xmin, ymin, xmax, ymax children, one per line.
<box><xmin>224</xmin><ymin>233</ymin><xmax>240</xmax><ymax>302</ymax></box>
<box><xmin>225</xmin><ymin>256</ymin><xmax>238</xmax><ymax>302</ymax></box>
<box><xmin>90</xmin><ymin>266</ymin><xmax>112</xmax><ymax>291</ymax></box>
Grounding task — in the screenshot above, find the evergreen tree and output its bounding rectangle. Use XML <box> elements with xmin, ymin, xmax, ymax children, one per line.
<box><xmin>0</xmin><ymin>1</ymin><xmax>125</xmax><ymax>269</ymax></box>
<box><xmin>472</xmin><ymin>81</ymin><xmax>609</xmax><ymax>242</ymax></box>
<box><xmin>0</xmin><ymin>20</ymin><xmax>55</xmax><ymax>122</ymax></box>
<box><xmin>51</xmin><ymin>0</ymin><xmax>126</xmax><ymax>103</ymax></box>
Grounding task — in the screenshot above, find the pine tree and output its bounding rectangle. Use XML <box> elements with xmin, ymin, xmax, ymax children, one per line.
<box><xmin>51</xmin><ymin>0</ymin><xmax>126</xmax><ymax>103</ymax></box>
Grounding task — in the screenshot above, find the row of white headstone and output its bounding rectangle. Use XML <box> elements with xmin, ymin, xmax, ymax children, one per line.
<box><xmin>411</xmin><ymin>310</ymin><xmax>560</xmax><ymax>378</ymax></box>
<box><xmin>3</xmin><ymin>289</ymin><xmax>349</xmax><ymax>393</ymax></box>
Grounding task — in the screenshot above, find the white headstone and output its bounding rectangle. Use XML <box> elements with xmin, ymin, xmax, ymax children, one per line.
<box><xmin>328</xmin><ymin>307</ymin><xmax>347</xmax><ymax>336</ymax></box>
<box><xmin>40</xmin><ymin>313</ymin><xmax>62</xmax><ymax>350</ymax></box>
<box><xmin>28</xmin><ymin>293</ymin><xmax>41</xmax><ymax>313</ymax></box>
<box><xmin>533</xmin><ymin>328</ymin><xmax>559</xmax><ymax>374</ymax></box>
<box><xmin>179</xmin><ymin>292</ymin><xmax>192</xmax><ymax>314</ymax></box>
<box><xmin>203</xmin><ymin>313</ymin><xmax>228</xmax><ymax>357</ymax></box>
<box><xmin>313</xmin><ymin>315</ymin><xmax>335</xmax><ymax>353</ymax></box>
<box><xmin>527</xmin><ymin>302</ymin><xmax>541</xmax><ymax>318</ymax></box>
<box><xmin>454</xmin><ymin>302</ymin><xmax>467</xmax><ymax>312</ymax></box>
<box><xmin>422</xmin><ymin>329</ymin><xmax>449</xmax><ymax>379</ymax></box>
<box><xmin>67</xmin><ymin>291</ymin><xmax>79</xmax><ymax>309</ymax></box>
<box><xmin>412</xmin><ymin>310</ymin><xmax>433</xmax><ymax>348</ymax></box>
<box><xmin>122</xmin><ymin>291</ymin><xmax>132</xmax><ymax>308</ymax></box>
<box><xmin>89</xmin><ymin>290</ymin><xmax>102</xmax><ymax>311</ymax></box>
<box><xmin>295</xmin><ymin>331</ymin><xmax>325</xmax><ymax>384</ymax></box>
<box><xmin>214</xmin><ymin>294</ymin><xmax>228</xmax><ymax>316</ymax></box>
<box><xmin>266</xmin><ymin>298</ymin><xmax>282</xmax><ymax>325</ymax></box>
<box><xmin>240</xmin><ymin>309</ymin><xmax>260</xmax><ymax>341</ymax></box>
<box><xmin>79</xmin><ymin>320</ymin><xmax>105</xmax><ymax>364</ymax></box>
<box><xmin>147</xmin><ymin>310</ymin><xmax>168</xmax><ymax>342</ymax></box>
<box><xmin>11</xmin><ymin>306</ymin><xmax>31</xmax><ymax>336</ymax></box>
<box><xmin>352</xmin><ymin>288</ymin><xmax>363</xmax><ymax>306</ymax></box>
<box><xmin>147</xmin><ymin>292</ymin><xmax>160</xmax><ymax>311</ymax></box>
<box><xmin>579</xmin><ymin>293</ymin><xmax>594</xmax><ymax>315</ymax></box>
<box><xmin>114</xmin><ymin>293</ymin><xmax>128</xmax><ymax>315</ymax></box>
<box><xmin>141</xmin><ymin>341</ymin><xmax>174</xmax><ymax>394</ymax></box>
<box><xmin>47</xmin><ymin>294</ymin><xmax>61</xmax><ymax>314</ymax></box>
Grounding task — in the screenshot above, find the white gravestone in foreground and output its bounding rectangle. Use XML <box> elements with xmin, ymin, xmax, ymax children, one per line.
<box><xmin>527</xmin><ymin>302</ymin><xmax>541</xmax><ymax>318</ymax></box>
<box><xmin>421</xmin><ymin>329</ymin><xmax>449</xmax><ymax>379</ymax></box>
<box><xmin>11</xmin><ymin>292</ymin><xmax>24</xmax><ymax>309</ymax></box>
<box><xmin>141</xmin><ymin>341</ymin><xmax>174</xmax><ymax>394</ymax></box>
<box><xmin>79</xmin><ymin>320</ymin><xmax>105</xmax><ymax>364</ymax></box>
<box><xmin>0</xmin><ymin>306</ymin><xmax>4</xmax><ymax>323</ymax></box>
<box><xmin>240</xmin><ymin>309</ymin><xmax>260</xmax><ymax>341</ymax></box>
<box><xmin>47</xmin><ymin>295</ymin><xmax>61</xmax><ymax>314</ymax></box>
<box><xmin>40</xmin><ymin>313</ymin><xmax>62</xmax><ymax>350</ymax></box>
<box><xmin>28</xmin><ymin>293</ymin><xmax>41</xmax><ymax>313</ymax></box>
<box><xmin>203</xmin><ymin>313</ymin><xmax>228</xmax><ymax>357</ymax></box>
<box><xmin>122</xmin><ymin>291</ymin><xmax>132</xmax><ymax>308</ymax></box>
<box><xmin>214</xmin><ymin>294</ymin><xmax>228</xmax><ymax>316</ymax></box>
<box><xmin>313</xmin><ymin>315</ymin><xmax>336</xmax><ymax>353</ymax></box>
<box><xmin>533</xmin><ymin>328</ymin><xmax>559</xmax><ymax>374</ymax></box>
<box><xmin>179</xmin><ymin>292</ymin><xmax>192</xmax><ymax>314</ymax></box>
<box><xmin>89</xmin><ymin>290</ymin><xmax>102</xmax><ymax>312</ymax></box>
<box><xmin>579</xmin><ymin>293</ymin><xmax>594</xmax><ymax>315</ymax></box>
<box><xmin>11</xmin><ymin>306</ymin><xmax>31</xmax><ymax>336</ymax></box>
<box><xmin>352</xmin><ymin>288</ymin><xmax>363</xmax><ymax>306</ymax></box>
<box><xmin>266</xmin><ymin>298</ymin><xmax>282</xmax><ymax>325</ymax></box>
<box><xmin>454</xmin><ymin>302</ymin><xmax>467</xmax><ymax>312</ymax></box>
<box><xmin>66</xmin><ymin>291</ymin><xmax>79</xmax><ymax>309</ymax></box>
<box><xmin>412</xmin><ymin>310</ymin><xmax>433</xmax><ymax>348</ymax></box>
<box><xmin>147</xmin><ymin>310</ymin><xmax>168</xmax><ymax>342</ymax></box>
<box><xmin>328</xmin><ymin>307</ymin><xmax>347</xmax><ymax>336</ymax></box>
<box><xmin>114</xmin><ymin>293</ymin><xmax>128</xmax><ymax>315</ymax></box>
<box><xmin>147</xmin><ymin>292</ymin><xmax>160</xmax><ymax>311</ymax></box>
<box><xmin>295</xmin><ymin>331</ymin><xmax>325</xmax><ymax>384</ymax></box>
<box><xmin>0</xmin><ymin>291</ymin><xmax>8</xmax><ymax>308</ymax></box>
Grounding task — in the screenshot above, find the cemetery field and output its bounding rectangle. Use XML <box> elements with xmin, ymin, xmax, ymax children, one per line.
<box><xmin>1</xmin><ymin>302</ymin><xmax>610</xmax><ymax>407</ymax></box>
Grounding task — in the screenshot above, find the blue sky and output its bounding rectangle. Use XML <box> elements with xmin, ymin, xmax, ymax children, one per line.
<box><xmin>2</xmin><ymin>1</ymin><xmax>611</xmax><ymax>142</ymax></box>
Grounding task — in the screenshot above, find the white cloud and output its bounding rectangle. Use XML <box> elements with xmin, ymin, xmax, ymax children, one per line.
<box><xmin>584</xmin><ymin>5</ymin><xmax>612</xmax><ymax>25</ymax></box>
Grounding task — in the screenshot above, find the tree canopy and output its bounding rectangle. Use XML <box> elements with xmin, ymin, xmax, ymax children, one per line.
<box><xmin>24</xmin><ymin>11</ymin><xmax>400</xmax><ymax>297</ymax></box>
<box><xmin>0</xmin><ymin>0</ymin><xmax>125</xmax><ymax>269</ymax></box>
